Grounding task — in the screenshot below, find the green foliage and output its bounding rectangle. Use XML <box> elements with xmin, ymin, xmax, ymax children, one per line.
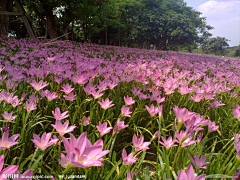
<box><xmin>6</xmin><ymin>0</ymin><xmax>213</xmax><ymax>51</ymax></box>
<box><xmin>201</xmin><ymin>37</ymin><xmax>230</xmax><ymax>56</ymax></box>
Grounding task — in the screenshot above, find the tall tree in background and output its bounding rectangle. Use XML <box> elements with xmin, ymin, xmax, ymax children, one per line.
<box><xmin>2</xmin><ymin>0</ymin><xmax>214</xmax><ymax>52</ymax></box>
<box><xmin>202</xmin><ymin>37</ymin><xmax>229</xmax><ymax>56</ymax></box>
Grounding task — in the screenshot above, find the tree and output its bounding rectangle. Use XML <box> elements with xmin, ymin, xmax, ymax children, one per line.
<box><xmin>202</xmin><ymin>37</ymin><xmax>229</xmax><ymax>56</ymax></box>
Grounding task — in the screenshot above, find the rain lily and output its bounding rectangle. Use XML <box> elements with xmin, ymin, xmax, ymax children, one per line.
<box><xmin>13</xmin><ymin>170</ymin><xmax>33</xmax><ymax>180</ymax></box>
<box><xmin>63</xmin><ymin>92</ymin><xmax>76</xmax><ymax>101</ymax></box>
<box><xmin>24</xmin><ymin>101</ymin><xmax>37</xmax><ymax>112</ymax></box>
<box><xmin>97</xmin><ymin>98</ymin><xmax>115</xmax><ymax>110</ymax></box>
<box><xmin>0</xmin><ymin>154</ymin><xmax>19</xmax><ymax>179</ymax></box>
<box><xmin>31</xmin><ymin>132</ymin><xmax>59</xmax><ymax>150</ymax></box>
<box><xmin>61</xmin><ymin>83</ymin><xmax>74</xmax><ymax>94</ymax></box>
<box><xmin>190</xmin><ymin>154</ymin><xmax>210</xmax><ymax>169</ymax></box>
<box><xmin>121</xmin><ymin>106</ymin><xmax>132</xmax><ymax>117</ymax></box>
<box><xmin>2</xmin><ymin>111</ymin><xmax>17</xmax><ymax>122</ymax></box>
<box><xmin>132</xmin><ymin>134</ymin><xmax>151</xmax><ymax>151</ymax></box>
<box><xmin>51</xmin><ymin>120</ymin><xmax>76</xmax><ymax>136</ymax></box>
<box><xmin>158</xmin><ymin>136</ymin><xmax>178</xmax><ymax>149</ymax></box>
<box><xmin>58</xmin><ymin>132</ymin><xmax>110</xmax><ymax>168</ymax></box>
<box><xmin>173</xmin><ymin>106</ymin><xmax>195</xmax><ymax>123</ymax></box>
<box><xmin>96</xmin><ymin>122</ymin><xmax>112</xmax><ymax>136</ymax></box>
<box><xmin>80</xmin><ymin>116</ymin><xmax>91</xmax><ymax>126</ymax></box>
<box><xmin>207</xmin><ymin>121</ymin><xmax>219</xmax><ymax>132</ymax></box>
<box><xmin>233</xmin><ymin>104</ymin><xmax>240</xmax><ymax>120</ymax></box>
<box><xmin>0</xmin><ymin>130</ymin><xmax>19</xmax><ymax>150</ymax></box>
<box><xmin>208</xmin><ymin>100</ymin><xmax>225</xmax><ymax>109</ymax></box>
<box><xmin>113</xmin><ymin>119</ymin><xmax>129</xmax><ymax>134</ymax></box>
<box><xmin>125</xmin><ymin>170</ymin><xmax>137</xmax><ymax>180</ymax></box>
<box><xmin>145</xmin><ymin>104</ymin><xmax>163</xmax><ymax>116</ymax></box>
<box><xmin>175</xmin><ymin>164</ymin><xmax>206</xmax><ymax>180</ymax></box>
<box><xmin>122</xmin><ymin>149</ymin><xmax>138</xmax><ymax>165</ymax></box>
<box><xmin>30</xmin><ymin>80</ymin><xmax>49</xmax><ymax>91</ymax></box>
<box><xmin>124</xmin><ymin>95</ymin><xmax>135</xmax><ymax>106</ymax></box>
<box><xmin>52</xmin><ymin>107</ymin><xmax>69</xmax><ymax>121</ymax></box>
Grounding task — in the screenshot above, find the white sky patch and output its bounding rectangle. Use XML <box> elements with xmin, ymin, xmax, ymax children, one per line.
<box><xmin>197</xmin><ymin>0</ymin><xmax>240</xmax><ymax>46</ymax></box>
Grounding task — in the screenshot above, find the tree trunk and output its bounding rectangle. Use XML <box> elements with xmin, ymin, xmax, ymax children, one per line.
<box><xmin>0</xmin><ymin>0</ymin><xmax>8</xmax><ymax>36</ymax></box>
<box><xmin>40</xmin><ymin>0</ymin><xmax>58</xmax><ymax>39</ymax></box>
<box><xmin>105</xmin><ymin>26</ymin><xmax>108</xmax><ymax>45</ymax></box>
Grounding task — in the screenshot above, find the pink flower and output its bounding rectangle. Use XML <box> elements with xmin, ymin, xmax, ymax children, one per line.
<box><xmin>124</xmin><ymin>95</ymin><xmax>135</xmax><ymax>106</ymax></box>
<box><xmin>113</xmin><ymin>119</ymin><xmax>129</xmax><ymax>134</ymax></box>
<box><xmin>152</xmin><ymin>131</ymin><xmax>160</xmax><ymax>139</ymax></box>
<box><xmin>96</xmin><ymin>122</ymin><xmax>112</xmax><ymax>136</ymax></box>
<box><xmin>208</xmin><ymin>100</ymin><xmax>225</xmax><ymax>109</ymax></box>
<box><xmin>125</xmin><ymin>170</ymin><xmax>137</xmax><ymax>180</ymax></box>
<box><xmin>207</xmin><ymin>121</ymin><xmax>219</xmax><ymax>132</ymax></box>
<box><xmin>2</xmin><ymin>111</ymin><xmax>17</xmax><ymax>122</ymax></box>
<box><xmin>45</xmin><ymin>91</ymin><xmax>58</xmax><ymax>101</ymax></box>
<box><xmin>80</xmin><ymin>116</ymin><xmax>91</xmax><ymax>126</ymax></box>
<box><xmin>24</xmin><ymin>101</ymin><xmax>37</xmax><ymax>112</ymax></box>
<box><xmin>121</xmin><ymin>106</ymin><xmax>132</xmax><ymax>117</ymax></box>
<box><xmin>0</xmin><ymin>130</ymin><xmax>19</xmax><ymax>150</ymax></box>
<box><xmin>13</xmin><ymin>170</ymin><xmax>33</xmax><ymax>180</ymax></box>
<box><xmin>97</xmin><ymin>98</ymin><xmax>115</xmax><ymax>110</ymax></box>
<box><xmin>63</xmin><ymin>92</ymin><xmax>76</xmax><ymax>101</ymax></box>
<box><xmin>233</xmin><ymin>104</ymin><xmax>240</xmax><ymax>120</ymax></box>
<box><xmin>31</xmin><ymin>132</ymin><xmax>59</xmax><ymax>150</ymax></box>
<box><xmin>173</xmin><ymin>106</ymin><xmax>195</xmax><ymax>123</ymax></box>
<box><xmin>58</xmin><ymin>132</ymin><xmax>110</xmax><ymax>168</ymax></box>
<box><xmin>122</xmin><ymin>149</ymin><xmax>138</xmax><ymax>165</ymax></box>
<box><xmin>145</xmin><ymin>104</ymin><xmax>162</xmax><ymax>116</ymax></box>
<box><xmin>190</xmin><ymin>154</ymin><xmax>210</xmax><ymax>169</ymax></box>
<box><xmin>158</xmin><ymin>136</ymin><xmax>178</xmax><ymax>149</ymax></box>
<box><xmin>51</xmin><ymin>120</ymin><xmax>76</xmax><ymax>136</ymax></box>
<box><xmin>176</xmin><ymin>164</ymin><xmax>206</xmax><ymax>180</ymax></box>
<box><xmin>52</xmin><ymin>107</ymin><xmax>69</xmax><ymax>121</ymax></box>
<box><xmin>132</xmin><ymin>134</ymin><xmax>151</xmax><ymax>151</ymax></box>
<box><xmin>30</xmin><ymin>80</ymin><xmax>49</xmax><ymax>91</ymax></box>
<box><xmin>61</xmin><ymin>83</ymin><xmax>74</xmax><ymax>95</ymax></box>
<box><xmin>0</xmin><ymin>154</ymin><xmax>19</xmax><ymax>179</ymax></box>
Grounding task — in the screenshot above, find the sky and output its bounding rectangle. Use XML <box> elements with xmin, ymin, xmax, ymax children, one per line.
<box><xmin>184</xmin><ymin>0</ymin><xmax>240</xmax><ymax>47</ymax></box>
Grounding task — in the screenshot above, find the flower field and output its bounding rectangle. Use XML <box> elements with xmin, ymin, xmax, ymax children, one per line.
<box><xmin>1</xmin><ymin>35</ymin><xmax>240</xmax><ymax>179</ymax></box>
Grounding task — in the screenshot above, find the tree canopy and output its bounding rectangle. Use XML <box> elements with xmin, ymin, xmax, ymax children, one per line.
<box><xmin>1</xmin><ymin>0</ymin><xmax>214</xmax><ymax>51</ymax></box>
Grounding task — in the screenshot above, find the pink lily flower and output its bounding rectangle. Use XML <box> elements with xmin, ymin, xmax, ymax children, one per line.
<box><xmin>125</xmin><ymin>170</ymin><xmax>137</xmax><ymax>180</ymax></box>
<box><xmin>132</xmin><ymin>134</ymin><xmax>151</xmax><ymax>151</ymax></box>
<box><xmin>145</xmin><ymin>104</ymin><xmax>159</xmax><ymax>116</ymax></box>
<box><xmin>52</xmin><ymin>107</ymin><xmax>69</xmax><ymax>121</ymax></box>
<box><xmin>0</xmin><ymin>130</ymin><xmax>19</xmax><ymax>150</ymax></box>
<box><xmin>96</xmin><ymin>122</ymin><xmax>112</xmax><ymax>136</ymax></box>
<box><xmin>97</xmin><ymin>98</ymin><xmax>115</xmax><ymax>110</ymax></box>
<box><xmin>173</xmin><ymin>106</ymin><xmax>195</xmax><ymax>123</ymax></box>
<box><xmin>176</xmin><ymin>164</ymin><xmax>206</xmax><ymax>180</ymax></box>
<box><xmin>0</xmin><ymin>154</ymin><xmax>19</xmax><ymax>179</ymax></box>
<box><xmin>63</xmin><ymin>92</ymin><xmax>76</xmax><ymax>101</ymax></box>
<box><xmin>208</xmin><ymin>100</ymin><xmax>225</xmax><ymax>109</ymax></box>
<box><xmin>58</xmin><ymin>132</ymin><xmax>110</xmax><ymax>168</ymax></box>
<box><xmin>121</xmin><ymin>106</ymin><xmax>132</xmax><ymax>117</ymax></box>
<box><xmin>122</xmin><ymin>149</ymin><xmax>138</xmax><ymax>165</ymax></box>
<box><xmin>158</xmin><ymin>136</ymin><xmax>178</xmax><ymax>149</ymax></box>
<box><xmin>2</xmin><ymin>111</ymin><xmax>17</xmax><ymax>122</ymax></box>
<box><xmin>190</xmin><ymin>154</ymin><xmax>210</xmax><ymax>169</ymax></box>
<box><xmin>233</xmin><ymin>104</ymin><xmax>240</xmax><ymax>120</ymax></box>
<box><xmin>61</xmin><ymin>83</ymin><xmax>74</xmax><ymax>95</ymax></box>
<box><xmin>24</xmin><ymin>101</ymin><xmax>37</xmax><ymax>112</ymax></box>
<box><xmin>124</xmin><ymin>95</ymin><xmax>135</xmax><ymax>106</ymax></box>
<box><xmin>113</xmin><ymin>119</ymin><xmax>129</xmax><ymax>135</ymax></box>
<box><xmin>31</xmin><ymin>132</ymin><xmax>59</xmax><ymax>150</ymax></box>
<box><xmin>13</xmin><ymin>170</ymin><xmax>33</xmax><ymax>180</ymax></box>
<box><xmin>30</xmin><ymin>80</ymin><xmax>49</xmax><ymax>91</ymax></box>
<box><xmin>80</xmin><ymin>116</ymin><xmax>91</xmax><ymax>126</ymax></box>
<box><xmin>51</xmin><ymin>120</ymin><xmax>76</xmax><ymax>136</ymax></box>
<box><xmin>207</xmin><ymin>121</ymin><xmax>219</xmax><ymax>132</ymax></box>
